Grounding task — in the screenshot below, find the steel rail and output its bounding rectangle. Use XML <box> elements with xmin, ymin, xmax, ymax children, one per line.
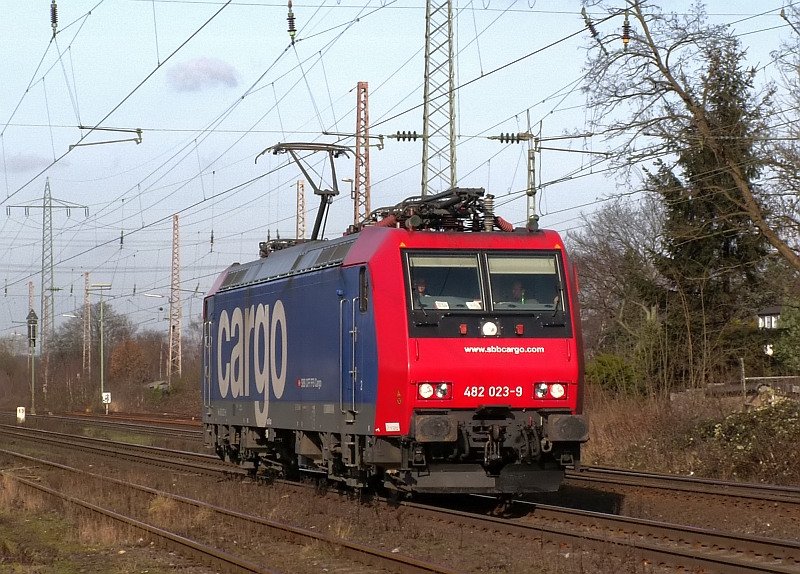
<box><xmin>0</xmin><ymin>423</ymin><xmax>230</xmax><ymax>476</ymax></box>
<box><xmin>567</xmin><ymin>466</ymin><xmax>800</xmax><ymax>506</ymax></box>
<box><xmin>0</xmin><ymin>411</ymin><xmax>203</xmax><ymax>440</ymax></box>
<box><xmin>1</xmin><ymin>448</ymin><xmax>459</xmax><ymax>574</ymax></box>
<box><xmin>3</xmin><ymin>472</ymin><xmax>279</xmax><ymax>574</ymax></box>
<box><xmin>4</xmin><ymin>423</ymin><xmax>799</xmax><ymax>572</ymax></box>
<box><xmin>398</xmin><ymin>499</ymin><xmax>800</xmax><ymax>574</ymax></box>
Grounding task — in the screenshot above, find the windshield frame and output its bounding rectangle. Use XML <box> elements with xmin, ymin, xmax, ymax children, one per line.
<box><xmin>404</xmin><ymin>249</ymin><xmax>568</xmax><ymax>314</ymax></box>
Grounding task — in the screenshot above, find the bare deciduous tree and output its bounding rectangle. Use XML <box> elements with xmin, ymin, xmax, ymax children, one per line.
<box><xmin>583</xmin><ymin>0</ymin><xmax>800</xmax><ymax>271</ymax></box>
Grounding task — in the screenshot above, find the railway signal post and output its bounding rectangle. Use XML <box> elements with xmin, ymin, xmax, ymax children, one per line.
<box><xmin>26</xmin><ymin>309</ymin><xmax>37</xmax><ymax>415</ymax></box>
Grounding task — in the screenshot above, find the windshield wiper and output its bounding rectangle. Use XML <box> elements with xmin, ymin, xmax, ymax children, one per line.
<box><xmin>413</xmin><ymin>309</ymin><xmax>439</xmax><ymax>326</ymax></box>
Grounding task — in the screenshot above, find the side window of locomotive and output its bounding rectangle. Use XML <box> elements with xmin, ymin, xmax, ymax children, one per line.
<box><xmin>408</xmin><ymin>254</ymin><xmax>483</xmax><ymax>310</ymax></box>
<box><xmin>487</xmin><ymin>254</ymin><xmax>562</xmax><ymax>311</ymax></box>
<box><xmin>359</xmin><ymin>266</ymin><xmax>369</xmax><ymax>313</ymax></box>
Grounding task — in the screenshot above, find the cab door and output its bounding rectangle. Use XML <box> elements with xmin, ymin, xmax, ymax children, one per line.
<box><xmin>340</xmin><ymin>266</ymin><xmax>369</xmax><ymax>425</ymax></box>
<box><xmin>202</xmin><ymin>297</ymin><xmax>214</xmax><ymax>410</ymax></box>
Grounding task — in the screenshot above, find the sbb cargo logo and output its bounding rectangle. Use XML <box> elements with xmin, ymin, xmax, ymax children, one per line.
<box><xmin>216</xmin><ymin>300</ymin><xmax>287</xmax><ymax>426</ymax></box>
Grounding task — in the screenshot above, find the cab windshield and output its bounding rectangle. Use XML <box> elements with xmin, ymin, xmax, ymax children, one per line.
<box><xmin>409</xmin><ymin>254</ymin><xmax>483</xmax><ymax>310</ymax></box>
<box><xmin>407</xmin><ymin>251</ymin><xmax>565</xmax><ymax>312</ymax></box>
<box><xmin>487</xmin><ymin>254</ymin><xmax>562</xmax><ymax>311</ymax></box>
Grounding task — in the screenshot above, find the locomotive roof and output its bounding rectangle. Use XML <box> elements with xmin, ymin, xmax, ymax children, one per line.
<box><xmin>215</xmin><ymin>234</ymin><xmax>357</xmax><ymax>293</ymax></box>
<box><xmin>208</xmin><ymin>225</ymin><xmax>566</xmax><ymax>296</ymax></box>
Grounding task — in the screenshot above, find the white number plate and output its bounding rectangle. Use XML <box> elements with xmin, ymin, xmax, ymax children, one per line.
<box><xmin>463</xmin><ymin>385</ymin><xmax>524</xmax><ymax>398</ymax></box>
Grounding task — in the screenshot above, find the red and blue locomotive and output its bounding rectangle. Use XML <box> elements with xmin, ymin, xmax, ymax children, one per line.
<box><xmin>202</xmin><ymin>183</ymin><xmax>588</xmax><ymax>494</ymax></box>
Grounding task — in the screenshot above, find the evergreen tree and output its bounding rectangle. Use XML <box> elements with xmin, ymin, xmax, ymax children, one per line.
<box><xmin>647</xmin><ymin>39</ymin><xmax>772</xmax><ymax>384</ymax></box>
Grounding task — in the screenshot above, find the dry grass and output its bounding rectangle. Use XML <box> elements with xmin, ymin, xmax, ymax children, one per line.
<box><xmin>20</xmin><ymin>484</ymin><xmax>46</xmax><ymax>513</ymax></box>
<box><xmin>0</xmin><ymin>473</ymin><xmax>18</xmax><ymax>507</ymax></box>
<box><xmin>330</xmin><ymin>517</ymin><xmax>354</xmax><ymax>539</ymax></box>
<box><xmin>147</xmin><ymin>494</ymin><xmax>184</xmax><ymax>531</ymax></box>
<box><xmin>583</xmin><ymin>384</ymin><xmax>800</xmax><ymax>484</ymax></box>
<box><xmin>189</xmin><ymin>506</ymin><xmax>214</xmax><ymax>530</ymax></box>
<box><xmin>77</xmin><ymin>515</ymin><xmax>121</xmax><ymax>546</ymax></box>
<box><xmin>583</xmin><ymin>384</ymin><xmax>733</xmax><ymax>472</ymax></box>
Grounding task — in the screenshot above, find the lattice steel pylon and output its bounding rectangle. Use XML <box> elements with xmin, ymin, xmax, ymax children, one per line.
<box><xmin>354</xmin><ymin>81</ymin><xmax>371</xmax><ymax>225</ymax></box>
<box><xmin>7</xmin><ymin>179</ymin><xmax>87</xmax><ymax>409</ymax></box>
<box><xmin>41</xmin><ymin>181</ymin><xmax>54</xmax><ymax>366</ymax></box>
<box><xmin>421</xmin><ymin>0</ymin><xmax>456</xmax><ymax>196</ymax></box>
<box><xmin>168</xmin><ymin>214</ymin><xmax>182</xmax><ymax>386</ymax></box>
<box><xmin>296</xmin><ymin>180</ymin><xmax>306</xmax><ymax>240</ymax></box>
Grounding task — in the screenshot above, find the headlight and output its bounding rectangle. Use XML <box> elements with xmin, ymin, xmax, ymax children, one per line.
<box><xmin>481</xmin><ymin>321</ymin><xmax>498</xmax><ymax>336</ymax></box>
<box><xmin>418</xmin><ymin>382</ymin><xmax>451</xmax><ymax>400</ymax></box>
<box><xmin>534</xmin><ymin>382</ymin><xmax>568</xmax><ymax>400</ymax></box>
<box><xmin>434</xmin><ymin>382</ymin><xmax>451</xmax><ymax>399</ymax></box>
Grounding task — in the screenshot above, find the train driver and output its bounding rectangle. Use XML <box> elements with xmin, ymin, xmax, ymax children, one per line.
<box><xmin>511</xmin><ymin>280</ymin><xmax>525</xmax><ymax>302</ymax></box>
<box><xmin>510</xmin><ymin>279</ymin><xmax>536</xmax><ymax>304</ymax></box>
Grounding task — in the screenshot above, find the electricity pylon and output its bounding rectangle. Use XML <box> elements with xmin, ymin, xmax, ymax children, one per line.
<box><xmin>168</xmin><ymin>214</ymin><xmax>182</xmax><ymax>386</ymax></box>
<box><xmin>422</xmin><ymin>0</ymin><xmax>456</xmax><ymax>196</ymax></box>
<box><xmin>7</xmin><ymin>178</ymin><xmax>88</xmax><ymax>409</ymax></box>
<box><xmin>354</xmin><ymin>81</ymin><xmax>371</xmax><ymax>224</ymax></box>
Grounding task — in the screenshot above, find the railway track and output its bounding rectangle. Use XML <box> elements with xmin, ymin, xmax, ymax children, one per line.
<box><xmin>0</xmin><ymin>410</ymin><xmax>203</xmax><ymax>442</ymax></box>
<box><xmin>568</xmin><ymin>465</ymin><xmax>800</xmax><ymax>507</ymax></box>
<box><xmin>1</xmin><ymin>470</ymin><xmax>278</xmax><ymax>574</ymax></box>
<box><xmin>439</xmin><ymin>497</ymin><xmax>800</xmax><ymax>574</ymax></box>
<box><xmin>2</xmin><ymin>423</ymin><xmax>799</xmax><ymax>573</ymax></box>
<box><xmin>0</xmin><ymin>422</ymin><xmax>229</xmax><ymax>478</ymax></box>
<box><xmin>0</xmin><ymin>447</ymin><xmax>456</xmax><ymax>573</ymax></box>
<box><xmin>10</xmin><ymin>412</ymin><xmax>800</xmax><ymax>514</ymax></box>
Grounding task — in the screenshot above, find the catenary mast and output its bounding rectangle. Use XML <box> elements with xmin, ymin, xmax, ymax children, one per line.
<box><xmin>168</xmin><ymin>214</ymin><xmax>182</xmax><ymax>386</ymax></box>
<box><xmin>421</xmin><ymin>0</ymin><xmax>456</xmax><ymax>196</ymax></box>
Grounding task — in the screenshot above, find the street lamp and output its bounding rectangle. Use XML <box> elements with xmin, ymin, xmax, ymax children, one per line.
<box><xmin>26</xmin><ymin>310</ymin><xmax>38</xmax><ymax>415</ymax></box>
<box><xmin>89</xmin><ymin>283</ymin><xmax>112</xmax><ymax>414</ymax></box>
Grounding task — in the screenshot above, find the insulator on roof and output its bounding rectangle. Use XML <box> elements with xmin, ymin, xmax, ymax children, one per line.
<box><xmin>483</xmin><ymin>195</ymin><xmax>495</xmax><ymax>231</ymax></box>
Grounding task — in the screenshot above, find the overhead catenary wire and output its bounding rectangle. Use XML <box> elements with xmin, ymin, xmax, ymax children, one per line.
<box><xmin>1</xmin><ymin>3</ymin><xmax>794</xmax><ymax>334</ymax></box>
<box><xmin>1</xmin><ymin>0</ymin><xmax>235</xmax><ymax>207</ymax></box>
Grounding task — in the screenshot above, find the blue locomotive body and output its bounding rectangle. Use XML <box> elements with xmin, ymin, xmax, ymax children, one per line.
<box><xmin>203</xmin><ymin>237</ymin><xmax>380</xmax><ymax>441</ymax></box>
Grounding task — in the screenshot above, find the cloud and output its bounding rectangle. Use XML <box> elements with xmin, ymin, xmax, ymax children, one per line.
<box><xmin>5</xmin><ymin>152</ymin><xmax>51</xmax><ymax>172</ymax></box>
<box><xmin>167</xmin><ymin>56</ymin><xmax>239</xmax><ymax>92</ymax></box>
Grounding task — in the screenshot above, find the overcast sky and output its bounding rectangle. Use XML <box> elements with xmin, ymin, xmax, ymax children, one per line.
<box><xmin>0</xmin><ymin>0</ymin><xmax>791</xmax><ymax>339</ymax></box>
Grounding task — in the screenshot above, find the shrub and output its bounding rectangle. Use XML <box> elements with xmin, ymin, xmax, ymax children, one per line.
<box><xmin>585</xmin><ymin>353</ymin><xmax>643</xmax><ymax>395</ymax></box>
<box><xmin>692</xmin><ymin>398</ymin><xmax>800</xmax><ymax>484</ymax></box>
